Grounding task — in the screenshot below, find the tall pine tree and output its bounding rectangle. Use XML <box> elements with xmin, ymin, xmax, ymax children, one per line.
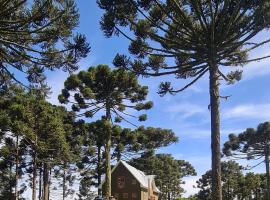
<box><xmin>98</xmin><ymin>1</ymin><xmax>270</xmax><ymax>199</ymax></box>
<box><xmin>59</xmin><ymin>65</ymin><xmax>153</xmax><ymax>197</ymax></box>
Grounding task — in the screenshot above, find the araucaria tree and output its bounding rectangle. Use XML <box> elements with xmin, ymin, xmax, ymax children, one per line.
<box><xmin>59</xmin><ymin>65</ymin><xmax>152</xmax><ymax>197</ymax></box>
<box><xmin>197</xmin><ymin>161</ymin><xmax>244</xmax><ymax>200</ymax></box>
<box><xmin>0</xmin><ymin>0</ymin><xmax>90</xmax><ymax>85</ymax></box>
<box><xmin>223</xmin><ymin>122</ymin><xmax>270</xmax><ymax>199</ymax></box>
<box><xmin>98</xmin><ymin>1</ymin><xmax>270</xmax><ymax>199</ymax></box>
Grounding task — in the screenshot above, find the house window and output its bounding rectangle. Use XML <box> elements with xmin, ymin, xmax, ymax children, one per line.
<box><xmin>123</xmin><ymin>193</ymin><xmax>128</xmax><ymax>198</ymax></box>
<box><xmin>117</xmin><ymin>176</ymin><xmax>125</xmax><ymax>188</ymax></box>
<box><xmin>132</xmin><ymin>192</ymin><xmax>137</xmax><ymax>198</ymax></box>
<box><xmin>131</xmin><ymin>179</ymin><xmax>136</xmax><ymax>185</ymax></box>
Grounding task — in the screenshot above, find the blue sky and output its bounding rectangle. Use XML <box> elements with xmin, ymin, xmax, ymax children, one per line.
<box><xmin>40</xmin><ymin>1</ymin><xmax>270</xmax><ymax>197</ymax></box>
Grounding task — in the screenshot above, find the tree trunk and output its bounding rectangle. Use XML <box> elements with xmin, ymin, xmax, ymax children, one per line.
<box><xmin>265</xmin><ymin>149</ymin><xmax>270</xmax><ymax>199</ymax></box>
<box><xmin>43</xmin><ymin>163</ymin><xmax>49</xmax><ymax>200</ymax></box>
<box><xmin>15</xmin><ymin>134</ymin><xmax>19</xmax><ymax>200</ymax></box>
<box><xmin>49</xmin><ymin>168</ymin><xmax>51</xmax><ymax>199</ymax></box>
<box><xmin>209</xmin><ymin>64</ymin><xmax>222</xmax><ymax>200</ymax></box>
<box><xmin>63</xmin><ymin>164</ymin><xmax>66</xmax><ymax>200</ymax></box>
<box><xmin>32</xmin><ymin>150</ymin><xmax>37</xmax><ymax>200</ymax></box>
<box><xmin>39</xmin><ymin>166</ymin><xmax>43</xmax><ymax>200</ymax></box>
<box><xmin>9</xmin><ymin>163</ymin><xmax>13</xmax><ymax>198</ymax></box>
<box><xmin>116</xmin><ymin>146</ymin><xmax>121</xmax><ymax>162</ymax></box>
<box><xmin>97</xmin><ymin>145</ymin><xmax>102</xmax><ymax>196</ymax></box>
<box><xmin>104</xmin><ymin>105</ymin><xmax>112</xmax><ymax>198</ymax></box>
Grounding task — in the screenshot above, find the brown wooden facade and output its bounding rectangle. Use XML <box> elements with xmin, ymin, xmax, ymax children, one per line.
<box><xmin>102</xmin><ymin>161</ymin><xmax>160</xmax><ymax>200</ymax></box>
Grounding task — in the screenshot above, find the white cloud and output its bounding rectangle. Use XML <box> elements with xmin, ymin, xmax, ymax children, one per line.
<box><xmin>165</xmin><ymin>103</ymin><xmax>207</xmax><ymax>120</ymax></box>
<box><xmin>223</xmin><ymin>103</ymin><xmax>270</xmax><ymax>120</ymax></box>
<box><xmin>182</xmin><ymin>176</ymin><xmax>200</xmax><ymax>197</ymax></box>
<box><xmin>241</xmin><ymin>31</ymin><xmax>270</xmax><ymax>79</ymax></box>
<box><xmin>172</xmin><ymin>126</ymin><xmax>243</xmax><ymax>139</ymax></box>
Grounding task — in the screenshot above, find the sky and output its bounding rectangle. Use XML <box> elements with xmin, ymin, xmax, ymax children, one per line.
<box><xmin>35</xmin><ymin>0</ymin><xmax>270</xmax><ymax>198</ymax></box>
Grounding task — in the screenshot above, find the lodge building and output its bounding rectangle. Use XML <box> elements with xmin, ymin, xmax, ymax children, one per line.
<box><xmin>101</xmin><ymin>160</ymin><xmax>160</xmax><ymax>200</ymax></box>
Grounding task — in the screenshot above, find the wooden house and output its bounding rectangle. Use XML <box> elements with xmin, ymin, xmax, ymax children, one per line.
<box><xmin>101</xmin><ymin>160</ymin><xmax>160</xmax><ymax>200</ymax></box>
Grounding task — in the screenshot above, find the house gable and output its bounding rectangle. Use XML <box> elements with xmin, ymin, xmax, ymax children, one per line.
<box><xmin>111</xmin><ymin>162</ymin><xmax>141</xmax><ymax>200</ymax></box>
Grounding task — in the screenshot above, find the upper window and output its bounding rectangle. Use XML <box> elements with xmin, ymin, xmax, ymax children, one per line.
<box><xmin>117</xmin><ymin>176</ymin><xmax>125</xmax><ymax>188</ymax></box>
<box><xmin>132</xmin><ymin>192</ymin><xmax>137</xmax><ymax>198</ymax></box>
<box><xmin>131</xmin><ymin>179</ymin><xmax>137</xmax><ymax>185</ymax></box>
<box><xmin>123</xmin><ymin>193</ymin><xmax>128</xmax><ymax>198</ymax></box>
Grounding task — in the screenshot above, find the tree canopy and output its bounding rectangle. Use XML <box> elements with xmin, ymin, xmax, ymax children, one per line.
<box><xmin>196</xmin><ymin>161</ymin><xmax>266</xmax><ymax>200</ymax></box>
<box><xmin>0</xmin><ymin>0</ymin><xmax>90</xmax><ymax>86</ymax></box>
<box><xmin>223</xmin><ymin>122</ymin><xmax>270</xmax><ymax>199</ymax></box>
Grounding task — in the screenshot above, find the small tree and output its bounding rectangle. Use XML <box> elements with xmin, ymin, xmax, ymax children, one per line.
<box><xmin>223</xmin><ymin>122</ymin><xmax>270</xmax><ymax>199</ymax></box>
<box><xmin>59</xmin><ymin>65</ymin><xmax>153</xmax><ymax>197</ymax></box>
<box><xmin>0</xmin><ymin>0</ymin><xmax>90</xmax><ymax>86</ymax></box>
<box><xmin>98</xmin><ymin>1</ymin><xmax>270</xmax><ymax>199</ymax></box>
<box><xmin>238</xmin><ymin>173</ymin><xmax>266</xmax><ymax>200</ymax></box>
<box><xmin>0</xmin><ymin>85</ymin><xmax>29</xmax><ymax>200</ymax></box>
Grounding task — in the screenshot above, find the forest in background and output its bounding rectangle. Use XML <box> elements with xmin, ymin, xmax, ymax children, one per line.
<box><xmin>1</xmin><ymin>1</ymin><xmax>270</xmax><ymax>200</ymax></box>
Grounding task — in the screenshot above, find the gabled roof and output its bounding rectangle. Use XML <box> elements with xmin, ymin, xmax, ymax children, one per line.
<box><xmin>119</xmin><ymin>160</ymin><xmax>149</xmax><ymax>189</ymax></box>
<box><xmin>110</xmin><ymin>160</ymin><xmax>161</xmax><ymax>193</ymax></box>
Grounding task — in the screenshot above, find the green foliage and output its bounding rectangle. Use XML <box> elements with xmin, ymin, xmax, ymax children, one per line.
<box><xmin>223</xmin><ymin>122</ymin><xmax>270</xmax><ymax>160</ymax></box>
<box><xmin>59</xmin><ymin>65</ymin><xmax>152</xmax><ymax>123</ymax></box>
<box><xmin>197</xmin><ymin>161</ymin><xmax>243</xmax><ymax>200</ymax></box>
<box><xmin>0</xmin><ymin>84</ymin><xmax>79</xmax><ymax>199</ymax></box>
<box><xmin>130</xmin><ymin>153</ymin><xmax>196</xmax><ymax>200</ymax></box>
<box><xmin>98</xmin><ymin>0</ymin><xmax>270</xmax><ymax>92</ymax></box>
<box><xmin>0</xmin><ymin>0</ymin><xmax>90</xmax><ymax>86</ymax></box>
<box><xmin>238</xmin><ymin>172</ymin><xmax>266</xmax><ymax>200</ymax></box>
<box><xmin>223</xmin><ymin>121</ymin><xmax>270</xmax><ymax>199</ymax></box>
<box><xmin>112</xmin><ymin>126</ymin><xmax>178</xmax><ymax>160</ymax></box>
<box><xmin>196</xmin><ymin>161</ymin><xmax>266</xmax><ymax>200</ymax></box>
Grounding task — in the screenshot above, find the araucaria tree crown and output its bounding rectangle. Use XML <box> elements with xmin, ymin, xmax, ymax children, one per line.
<box><xmin>59</xmin><ymin>64</ymin><xmax>153</xmax><ymax>123</ymax></box>
<box><xmin>0</xmin><ymin>0</ymin><xmax>90</xmax><ymax>85</ymax></box>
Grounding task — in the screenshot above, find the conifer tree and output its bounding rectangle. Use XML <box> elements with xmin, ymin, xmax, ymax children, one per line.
<box><xmin>77</xmin><ymin>120</ymin><xmax>107</xmax><ymax>198</ymax></box>
<box><xmin>59</xmin><ymin>64</ymin><xmax>153</xmax><ymax>197</ymax></box>
<box><xmin>0</xmin><ymin>84</ymin><xmax>32</xmax><ymax>200</ymax></box>
<box><xmin>98</xmin><ymin>1</ymin><xmax>270</xmax><ymax>199</ymax></box>
<box><xmin>197</xmin><ymin>161</ymin><xmax>243</xmax><ymax>200</ymax></box>
<box><xmin>223</xmin><ymin>122</ymin><xmax>270</xmax><ymax>199</ymax></box>
<box><xmin>238</xmin><ymin>173</ymin><xmax>266</xmax><ymax>200</ymax></box>
<box><xmin>0</xmin><ymin>84</ymin><xmax>77</xmax><ymax>200</ymax></box>
<box><xmin>0</xmin><ymin>0</ymin><xmax>90</xmax><ymax>85</ymax></box>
